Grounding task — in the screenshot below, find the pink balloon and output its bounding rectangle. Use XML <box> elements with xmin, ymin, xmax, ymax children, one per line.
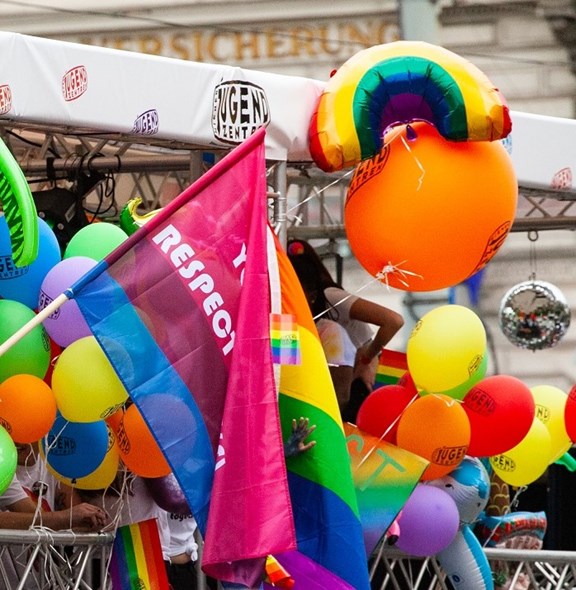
<box><xmin>39</xmin><ymin>256</ymin><xmax>96</xmax><ymax>347</ymax></box>
<box><xmin>395</xmin><ymin>484</ymin><xmax>459</xmax><ymax>557</ymax></box>
<box><xmin>462</xmin><ymin>375</ymin><xmax>535</xmax><ymax>457</ymax></box>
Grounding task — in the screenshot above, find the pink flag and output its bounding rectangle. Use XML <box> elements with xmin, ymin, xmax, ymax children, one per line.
<box><xmin>72</xmin><ymin>128</ymin><xmax>295</xmax><ymax>587</ymax></box>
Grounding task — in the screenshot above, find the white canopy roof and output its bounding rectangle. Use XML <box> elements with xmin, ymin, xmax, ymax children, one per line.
<box><xmin>0</xmin><ymin>30</ymin><xmax>575</xmax><ymax>198</ymax></box>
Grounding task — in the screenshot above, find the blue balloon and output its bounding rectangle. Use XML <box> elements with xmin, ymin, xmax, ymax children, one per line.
<box><xmin>0</xmin><ymin>215</ymin><xmax>61</xmax><ymax>309</ymax></box>
<box><xmin>41</xmin><ymin>413</ymin><xmax>109</xmax><ymax>480</ymax></box>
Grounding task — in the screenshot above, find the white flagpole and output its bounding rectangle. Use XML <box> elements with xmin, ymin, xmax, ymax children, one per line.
<box><xmin>0</xmin><ymin>292</ymin><xmax>70</xmax><ymax>356</ymax></box>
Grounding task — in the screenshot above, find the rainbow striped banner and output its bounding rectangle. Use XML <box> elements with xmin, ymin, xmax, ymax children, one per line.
<box><xmin>270</xmin><ymin>313</ymin><xmax>301</xmax><ymax>365</ymax></box>
<box><xmin>375</xmin><ymin>349</ymin><xmax>408</xmax><ymax>387</ymax></box>
<box><xmin>272</xmin><ymin>235</ymin><xmax>370</xmax><ymax>590</ymax></box>
<box><xmin>109</xmin><ymin>518</ymin><xmax>169</xmax><ymax>590</ymax></box>
<box><xmin>345</xmin><ymin>423</ymin><xmax>428</xmax><ymax>556</ymax></box>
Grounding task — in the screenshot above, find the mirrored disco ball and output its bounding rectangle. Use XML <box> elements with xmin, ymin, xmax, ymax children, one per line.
<box><xmin>499</xmin><ymin>280</ymin><xmax>571</xmax><ymax>351</ymax></box>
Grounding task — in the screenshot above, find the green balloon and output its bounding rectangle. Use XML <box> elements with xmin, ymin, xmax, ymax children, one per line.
<box><xmin>0</xmin><ymin>299</ymin><xmax>51</xmax><ymax>382</ymax></box>
<box><xmin>0</xmin><ymin>426</ymin><xmax>17</xmax><ymax>495</ymax></box>
<box><xmin>64</xmin><ymin>222</ymin><xmax>128</xmax><ymax>261</ymax></box>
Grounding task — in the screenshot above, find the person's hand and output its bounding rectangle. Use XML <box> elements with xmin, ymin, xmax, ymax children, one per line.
<box><xmin>61</xmin><ymin>503</ymin><xmax>110</xmax><ymax>531</ymax></box>
<box><xmin>353</xmin><ymin>343</ymin><xmax>379</xmax><ymax>390</ymax></box>
<box><xmin>284</xmin><ymin>418</ymin><xmax>316</xmax><ymax>458</ymax></box>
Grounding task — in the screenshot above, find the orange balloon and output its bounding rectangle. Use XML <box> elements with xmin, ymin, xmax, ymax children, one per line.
<box><xmin>0</xmin><ymin>374</ymin><xmax>57</xmax><ymax>443</ymax></box>
<box><xmin>396</xmin><ymin>393</ymin><xmax>471</xmax><ymax>480</ymax></box>
<box><xmin>117</xmin><ymin>404</ymin><xmax>171</xmax><ymax>478</ymax></box>
<box><xmin>344</xmin><ymin>122</ymin><xmax>517</xmax><ymax>291</ymax></box>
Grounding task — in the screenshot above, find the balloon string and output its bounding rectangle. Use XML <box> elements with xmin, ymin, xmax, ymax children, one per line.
<box><xmin>399</xmin><ymin>134</ymin><xmax>425</xmax><ymax>191</ymax></box>
<box><xmin>283</xmin><ymin>168</ymin><xmax>354</xmax><ymax>222</ymax></box>
<box><xmin>355</xmin><ymin>392</ymin><xmax>420</xmax><ymax>471</ymax></box>
<box><xmin>376</xmin><ymin>261</ymin><xmax>423</xmax><ymax>290</ymax></box>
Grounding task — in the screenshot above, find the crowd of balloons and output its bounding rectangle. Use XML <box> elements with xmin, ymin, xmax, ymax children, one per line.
<box><xmin>0</xmin><ymin>215</ymin><xmax>172</xmax><ymax>495</ymax></box>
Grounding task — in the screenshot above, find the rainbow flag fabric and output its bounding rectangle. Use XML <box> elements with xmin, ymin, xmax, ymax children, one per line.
<box><xmin>270</xmin><ymin>313</ymin><xmax>301</xmax><ymax>365</ymax></box>
<box><xmin>268</xmin><ymin>235</ymin><xmax>371</xmax><ymax>590</ymax></box>
<box><xmin>72</xmin><ymin>129</ymin><xmax>295</xmax><ymax>587</ymax></box>
<box><xmin>375</xmin><ymin>348</ymin><xmax>408</xmax><ymax>387</ymax></box>
<box><xmin>345</xmin><ymin>423</ymin><xmax>428</xmax><ymax>556</ymax></box>
<box><xmin>109</xmin><ymin>519</ymin><xmax>169</xmax><ymax>590</ymax></box>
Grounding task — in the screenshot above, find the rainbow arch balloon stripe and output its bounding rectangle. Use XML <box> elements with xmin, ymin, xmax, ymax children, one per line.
<box><xmin>309</xmin><ymin>40</ymin><xmax>512</xmax><ymax>172</ymax></box>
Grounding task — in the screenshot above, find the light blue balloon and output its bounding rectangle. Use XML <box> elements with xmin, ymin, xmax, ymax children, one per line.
<box><xmin>0</xmin><ymin>215</ymin><xmax>61</xmax><ymax>309</ymax></box>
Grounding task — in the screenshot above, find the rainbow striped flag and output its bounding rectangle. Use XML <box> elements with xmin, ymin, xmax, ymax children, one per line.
<box><xmin>109</xmin><ymin>519</ymin><xmax>169</xmax><ymax>590</ymax></box>
<box><xmin>270</xmin><ymin>313</ymin><xmax>301</xmax><ymax>365</ymax></box>
<box><xmin>375</xmin><ymin>348</ymin><xmax>408</xmax><ymax>387</ymax></box>
<box><xmin>345</xmin><ymin>423</ymin><xmax>428</xmax><ymax>556</ymax></box>
<box><xmin>268</xmin><ymin>235</ymin><xmax>370</xmax><ymax>590</ymax></box>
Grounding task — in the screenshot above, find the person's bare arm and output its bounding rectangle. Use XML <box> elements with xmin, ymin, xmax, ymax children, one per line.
<box><xmin>1</xmin><ymin>497</ymin><xmax>109</xmax><ymax>531</ymax></box>
<box><xmin>350</xmin><ymin>298</ymin><xmax>404</xmax><ymax>389</ymax></box>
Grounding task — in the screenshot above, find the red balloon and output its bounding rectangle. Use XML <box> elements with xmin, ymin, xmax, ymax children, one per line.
<box><xmin>462</xmin><ymin>375</ymin><xmax>535</xmax><ymax>457</ymax></box>
<box><xmin>565</xmin><ymin>384</ymin><xmax>576</xmax><ymax>442</ymax></box>
<box><xmin>397</xmin><ymin>372</ymin><xmax>418</xmax><ymax>396</ymax></box>
<box><xmin>357</xmin><ymin>384</ymin><xmax>416</xmax><ymax>444</ymax></box>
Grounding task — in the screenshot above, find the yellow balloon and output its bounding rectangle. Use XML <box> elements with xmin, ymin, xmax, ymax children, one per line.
<box><xmin>407</xmin><ymin>305</ymin><xmax>486</xmax><ymax>393</ymax></box>
<box><xmin>490</xmin><ymin>417</ymin><xmax>551</xmax><ymax>487</ymax></box>
<box><xmin>531</xmin><ymin>384</ymin><xmax>571</xmax><ymax>463</ymax></box>
<box><xmin>52</xmin><ymin>336</ymin><xmax>129</xmax><ymax>422</ymax></box>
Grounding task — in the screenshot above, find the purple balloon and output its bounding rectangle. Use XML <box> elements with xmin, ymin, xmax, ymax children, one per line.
<box><xmin>144</xmin><ymin>472</ymin><xmax>191</xmax><ymax>515</ymax></box>
<box><xmin>395</xmin><ymin>484</ymin><xmax>460</xmax><ymax>557</ymax></box>
<box><xmin>39</xmin><ymin>256</ymin><xmax>96</xmax><ymax>347</ymax></box>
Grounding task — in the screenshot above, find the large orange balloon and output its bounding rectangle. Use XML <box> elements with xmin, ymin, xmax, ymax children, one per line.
<box><xmin>344</xmin><ymin>122</ymin><xmax>517</xmax><ymax>291</ymax></box>
<box><xmin>0</xmin><ymin>374</ymin><xmax>57</xmax><ymax>443</ymax></box>
<box><xmin>396</xmin><ymin>393</ymin><xmax>471</xmax><ymax>480</ymax></box>
<box><xmin>117</xmin><ymin>404</ymin><xmax>171</xmax><ymax>478</ymax></box>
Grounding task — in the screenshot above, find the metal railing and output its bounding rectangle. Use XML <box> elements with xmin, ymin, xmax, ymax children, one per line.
<box><xmin>370</xmin><ymin>546</ymin><xmax>576</xmax><ymax>590</ymax></box>
<box><xmin>2</xmin><ymin>528</ymin><xmax>576</xmax><ymax>590</ymax></box>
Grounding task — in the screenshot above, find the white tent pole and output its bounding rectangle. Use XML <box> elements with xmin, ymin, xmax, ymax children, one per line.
<box><xmin>0</xmin><ymin>293</ymin><xmax>70</xmax><ymax>357</ymax></box>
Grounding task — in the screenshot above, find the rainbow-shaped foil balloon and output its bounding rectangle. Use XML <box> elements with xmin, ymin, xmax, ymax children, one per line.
<box><xmin>309</xmin><ymin>40</ymin><xmax>511</xmax><ymax>172</ymax></box>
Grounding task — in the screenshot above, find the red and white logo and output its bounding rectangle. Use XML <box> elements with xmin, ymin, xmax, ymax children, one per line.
<box><xmin>0</xmin><ymin>84</ymin><xmax>12</xmax><ymax>115</ymax></box>
<box><xmin>551</xmin><ymin>167</ymin><xmax>572</xmax><ymax>190</ymax></box>
<box><xmin>62</xmin><ymin>66</ymin><xmax>88</xmax><ymax>101</ymax></box>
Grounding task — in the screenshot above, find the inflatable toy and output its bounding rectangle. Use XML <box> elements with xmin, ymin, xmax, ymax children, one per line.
<box><xmin>430</xmin><ymin>458</ymin><xmax>493</xmax><ymax>590</ymax></box>
<box><xmin>309</xmin><ymin>40</ymin><xmax>511</xmax><ymax>172</ymax></box>
<box><xmin>437</xmin><ymin>525</ymin><xmax>493</xmax><ymax>590</ymax></box>
<box><xmin>428</xmin><ymin>456</ymin><xmax>490</xmax><ymax>525</ymax></box>
<box><xmin>475</xmin><ymin>511</ymin><xmax>547</xmax><ymax>548</ymax></box>
<box><xmin>0</xmin><ymin>137</ymin><xmax>38</xmax><ymax>266</ymax></box>
<box><xmin>119</xmin><ymin>197</ymin><xmax>161</xmax><ymax>235</ymax></box>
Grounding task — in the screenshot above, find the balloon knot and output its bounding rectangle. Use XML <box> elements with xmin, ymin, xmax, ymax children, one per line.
<box><xmin>375</xmin><ymin>261</ymin><xmax>423</xmax><ymax>289</ymax></box>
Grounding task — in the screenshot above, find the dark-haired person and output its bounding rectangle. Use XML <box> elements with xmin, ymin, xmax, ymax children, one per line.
<box><xmin>287</xmin><ymin>239</ymin><xmax>404</xmax><ymax>422</ymax></box>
